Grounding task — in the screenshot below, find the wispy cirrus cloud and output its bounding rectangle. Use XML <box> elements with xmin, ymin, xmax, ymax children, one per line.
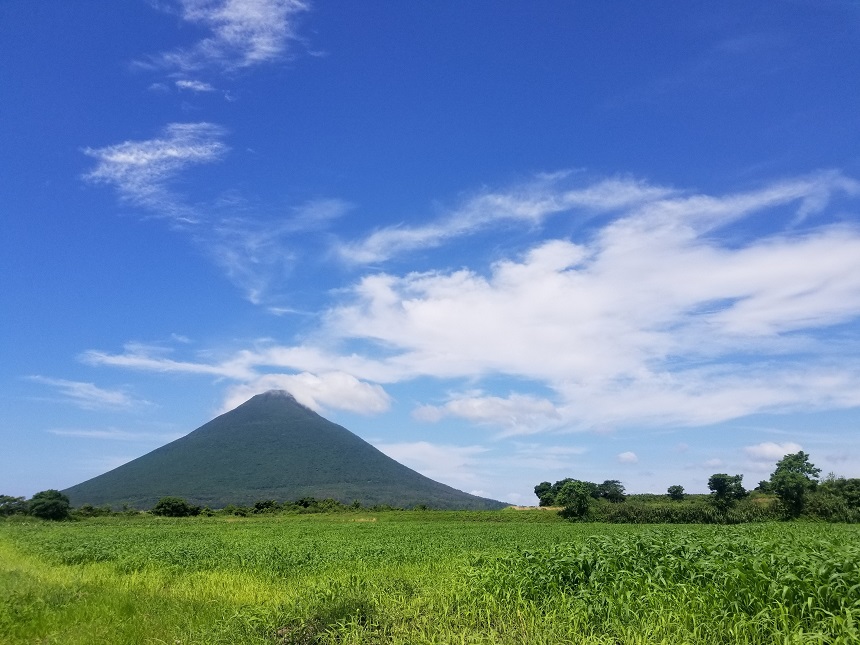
<box><xmin>337</xmin><ymin>170</ymin><xmax>858</xmax><ymax>265</ymax></box>
<box><xmin>28</xmin><ymin>376</ymin><xmax>142</xmax><ymax>410</ymax></box>
<box><xmin>82</xmin><ymin>122</ymin><xmax>350</xmax><ymax>304</ymax></box>
<box><xmin>175</xmin><ymin>79</ymin><xmax>217</xmax><ymax>92</ymax></box>
<box><xmin>142</xmin><ymin>0</ymin><xmax>309</xmax><ymax>73</ymax></box>
<box><xmin>206</xmin><ymin>198</ymin><xmax>352</xmax><ymax>304</ymax></box>
<box><xmin>83</xmin><ymin>122</ymin><xmax>227</xmax><ymax>221</ymax></box>
<box><xmin>48</xmin><ymin>427</ymin><xmax>183</xmax><ymax>442</ymax></box>
<box><xmin>336</xmin><ymin>174</ymin><xmax>676</xmax><ymax>264</ymax></box>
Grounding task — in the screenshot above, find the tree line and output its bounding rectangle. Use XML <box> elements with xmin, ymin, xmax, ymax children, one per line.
<box><xmin>0</xmin><ymin>492</ymin><xmax>425</xmax><ymax>521</ymax></box>
<box><xmin>534</xmin><ymin>451</ymin><xmax>860</xmax><ymax>523</ymax></box>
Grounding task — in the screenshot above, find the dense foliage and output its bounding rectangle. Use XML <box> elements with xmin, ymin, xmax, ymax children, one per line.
<box><xmin>537</xmin><ymin>451</ymin><xmax>859</xmax><ymax>523</ymax></box>
<box><xmin>150</xmin><ymin>496</ymin><xmax>201</xmax><ymax>517</ymax></box>
<box><xmin>769</xmin><ymin>450</ymin><xmax>821</xmax><ymax>517</ymax></box>
<box><xmin>27</xmin><ymin>490</ymin><xmax>70</xmax><ymax>521</ymax></box>
<box><xmin>707</xmin><ymin>473</ymin><xmax>748</xmax><ymax>510</ymax></box>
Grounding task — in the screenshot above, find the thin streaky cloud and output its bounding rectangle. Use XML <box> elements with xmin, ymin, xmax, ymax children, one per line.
<box><xmin>48</xmin><ymin>428</ymin><xmax>184</xmax><ymax>442</ymax></box>
<box><xmin>202</xmin><ymin>199</ymin><xmax>351</xmax><ymax>304</ymax></box>
<box><xmin>143</xmin><ymin>0</ymin><xmax>309</xmax><ymax>73</ymax></box>
<box><xmin>27</xmin><ymin>376</ymin><xmax>141</xmax><ymax>410</ymax></box>
<box><xmin>337</xmin><ymin>174</ymin><xmax>676</xmax><ymax>264</ymax></box>
<box><xmin>82</xmin><ymin>122</ymin><xmax>227</xmax><ymax>221</ymax></box>
<box><xmin>337</xmin><ymin>170</ymin><xmax>858</xmax><ymax>265</ymax></box>
<box><xmin>80</xmin><ymin>348</ymin><xmax>253</xmax><ymax>380</ymax></box>
<box><xmin>175</xmin><ymin>79</ymin><xmax>216</xmax><ymax>92</ymax></box>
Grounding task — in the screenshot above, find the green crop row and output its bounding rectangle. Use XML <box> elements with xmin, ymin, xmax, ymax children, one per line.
<box><xmin>466</xmin><ymin>524</ymin><xmax>860</xmax><ymax>643</ymax></box>
<box><xmin>2</xmin><ymin>512</ymin><xmax>858</xmax><ymax>644</ymax></box>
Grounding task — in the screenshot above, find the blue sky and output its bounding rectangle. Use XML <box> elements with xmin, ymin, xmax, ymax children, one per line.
<box><xmin>2</xmin><ymin>1</ymin><xmax>860</xmax><ymax>505</ymax></box>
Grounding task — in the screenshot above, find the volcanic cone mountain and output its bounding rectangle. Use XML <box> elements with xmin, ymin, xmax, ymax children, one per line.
<box><xmin>63</xmin><ymin>390</ymin><xmax>507</xmax><ymax>510</ymax></box>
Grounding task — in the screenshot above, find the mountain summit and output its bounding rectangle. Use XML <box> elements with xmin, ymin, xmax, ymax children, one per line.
<box><xmin>63</xmin><ymin>390</ymin><xmax>507</xmax><ymax>510</ymax></box>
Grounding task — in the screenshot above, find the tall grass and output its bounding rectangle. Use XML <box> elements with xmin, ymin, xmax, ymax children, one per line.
<box><xmin>2</xmin><ymin>512</ymin><xmax>858</xmax><ymax>643</ymax></box>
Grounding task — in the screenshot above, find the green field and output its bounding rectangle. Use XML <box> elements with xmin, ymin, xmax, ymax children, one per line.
<box><xmin>2</xmin><ymin>511</ymin><xmax>858</xmax><ymax>644</ymax></box>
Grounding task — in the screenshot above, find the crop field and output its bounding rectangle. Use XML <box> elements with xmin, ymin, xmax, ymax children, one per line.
<box><xmin>1</xmin><ymin>511</ymin><xmax>858</xmax><ymax>644</ymax></box>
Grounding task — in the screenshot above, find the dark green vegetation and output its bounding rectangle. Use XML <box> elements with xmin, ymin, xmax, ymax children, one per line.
<box><xmin>62</xmin><ymin>391</ymin><xmax>506</xmax><ymax>510</ymax></box>
<box><xmin>1</xmin><ymin>512</ymin><xmax>858</xmax><ymax>644</ymax></box>
<box><xmin>536</xmin><ymin>451</ymin><xmax>860</xmax><ymax>524</ymax></box>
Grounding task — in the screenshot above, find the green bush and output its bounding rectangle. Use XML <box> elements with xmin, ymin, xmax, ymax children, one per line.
<box><xmin>29</xmin><ymin>490</ymin><xmax>71</xmax><ymax>521</ymax></box>
<box><xmin>150</xmin><ymin>497</ymin><xmax>201</xmax><ymax>517</ymax></box>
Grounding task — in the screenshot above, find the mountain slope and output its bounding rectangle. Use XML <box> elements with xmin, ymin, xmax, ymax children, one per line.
<box><xmin>62</xmin><ymin>390</ymin><xmax>507</xmax><ymax>510</ymax></box>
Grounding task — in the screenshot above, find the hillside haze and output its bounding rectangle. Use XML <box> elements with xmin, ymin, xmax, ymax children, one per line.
<box><xmin>62</xmin><ymin>390</ymin><xmax>507</xmax><ymax>510</ymax></box>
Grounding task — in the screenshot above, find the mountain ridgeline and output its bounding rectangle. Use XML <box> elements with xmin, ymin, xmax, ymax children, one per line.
<box><xmin>62</xmin><ymin>390</ymin><xmax>507</xmax><ymax>510</ymax></box>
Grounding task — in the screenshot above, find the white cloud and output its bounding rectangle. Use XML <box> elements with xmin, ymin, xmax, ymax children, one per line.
<box><xmin>48</xmin><ymin>428</ymin><xmax>183</xmax><ymax>442</ymax></box>
<box><xmin>617</xmin><ymin>451</ymin><xmax>639</xmax><ymax>464</ymax></box>
<box><xmin>81</xmin><ymin>345</ymin><xmax>252</xmax><ymax>380</ymax></box>
<box><xmin>144</xmin><ymin>0</ymin><xmax>308</xmax><ymax>73</ymax></box>
<box><xmin>703</xmin><ymin>458</ymin><xmax>724</xmax><ymax>468</ymax></box>
<box><xmin>744</xmin><ymin>441</ymin><xmax>803</xmax><ymax>461</ymax></box>
<box><xmin>337</xmin><ymin>174</ymin><xmax>675</xmax><ymax>264</ymax></box>
<box><xmin>83</xmin><ymin>122</ymin><xmax>227</xmax><ymax>220</ymax></box>
<box><xmin>84</xmin><ymin>121</ymin><xmax>349</xmax><ymax>305</ymax></box>
<box><xmin>28</xmin><ymin>377</ymin><xmax>141</xmax><ymax>410</ymax></box>
<box><xmin>219</xmin><ymin>371</ymin><xmax>391</xmax><ymax>415</ymax></box>
<box><xmin>84</xmin><ymin>172</ymin><xmax>860</xmax><ymax>428</ymax></box>
<box><xmin>413</xmin><ymin>392</ymin><xmax>562</xmax><ymax>436</ymax></box>
<box><xmin>373</xmin><ymin>441</ymin><xmax>489</xmax><ymax>491</ymax></box>
<box><xmin>175</xmin><ymin>79</ymin><xmax>216</xmax><ymax>92</ymax></box>
<box><xmin>204</xmin><ymin>199</ymin><xmax>351</xmax><ymax>304</ymax></box>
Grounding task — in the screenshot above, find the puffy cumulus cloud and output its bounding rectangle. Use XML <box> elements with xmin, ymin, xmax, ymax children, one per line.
<box><xmin>219</xmin><ymin>371</ymin><xmax>391</xmax><ymax>415</ymax></box>
<box><xmin>413</xmin><ymin>392</ymin><xmax>562</xmax><ymax>436</ymax></box>
<box><xmin>744</xmin><ymin>441</ymin><xmax>803</xmax><ymax>461</ymax></box>
<box><xmin>322</xmin><ymin>172</ymin><xmax>860</xmax><ymax>430</ymax></box>
<box><xmin>83</xmin><ymin>122</ymin><xmax>227</xmax><ymax>220</ymax></box>
<box><xmin>144</xmin><ymin>0</ymin><xmax>308</xmax><ymax>73</ymax></box>
<box><xmin>84</xmin><ymin>171</ymin><xmax>860</xmax><ymax>430</ymax></box>
<box><xmin>617</xmin><ymin>451</ymin><xmax>639</xmax><ymax>464</ymax></box>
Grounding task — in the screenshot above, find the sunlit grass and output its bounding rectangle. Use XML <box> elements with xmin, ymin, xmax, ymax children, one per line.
<box><xmin>2</xmin><ymin>512</ymin><xmax>858</xmax><ymax>643</ymax></box>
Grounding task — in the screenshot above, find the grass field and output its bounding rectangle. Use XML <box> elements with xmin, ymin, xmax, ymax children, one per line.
<box><xmin>1</xmin><ymin>511</ymin><xmax>858</xmax><ymax>644</ymax></box>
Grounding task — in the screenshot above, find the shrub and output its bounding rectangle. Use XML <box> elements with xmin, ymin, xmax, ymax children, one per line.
<box><xmin>29</xmin><ymin>490</ymin><xmax>71</xmax><ymax>521</ymax></box>
<box><xmin>151</xmin><ymin>496</ymin><xmax>201</xmax><ymax>517</ymax></box>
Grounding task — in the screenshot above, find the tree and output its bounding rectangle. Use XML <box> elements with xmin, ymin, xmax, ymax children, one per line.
<box><xmin>534</xmin><ymin>481</ymin><xmax>554</xmax><ymax>506</ymax></box>
<box><xmin>769</xmin><ymin>451</ymin><xmax>821</xmax><ymax>518</ymax></box>
<box><xmin>0</xmin><ymin>495</ymin><xmax>29</xmax><ymax>516</ymax></box>
<box><xmin>596</xmin><ymin>480</ymin><xmax>626</xmax><ymax>503</ymax></box>
<box><xmin>755</xmin><ymin>480</ymin><xmax>772</xmax><ymax>494</ymax></box>
<box><xmin>667</xmin><ymin>485</ymin><xmax>685</xmax><ymax>501</ymax></box>
<box><xmin>151</xmin><ymin>496</ymin><xmax>200</xmax><ymax>517</ymax></box>
<box><xmin>707</xmin><ymin>474</ymin><xmax>747</xmax><ymax>511</ymax></box>
<box><xmin>556</xmin><ymin>480</ymin><xmax>593</xmax><ymax>520</ymax></box>
<box><xmin>28</xmin><ymin>489</ymin><xmax>71</xmax><ymax>521</ymax></box>
<box><xmin>819</xmin><ymin>475</ymin><xmax>860</xmax><ymax>509</ymax></box>
<box><xmin>252</xmin><ymin>499</ymin><xmax>281</xmax><ymax>513</ymax></box>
